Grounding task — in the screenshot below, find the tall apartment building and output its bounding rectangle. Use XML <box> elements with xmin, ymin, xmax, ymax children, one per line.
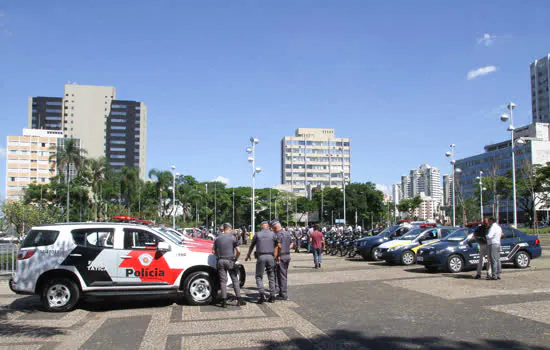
<box><xmin>281</xmin><ymin>128</ymin><xmax>351</xmax><ymax>197</ymax></box>
<box><xmin>27</xmin><ymin>84</ymin><xmax>147</xmax><ymax>178</ymax></box>
<box><xmin>399</xmin><ymin>164</ymin><xmax>442</xmax><ymax>204</ymax></box>
<box><xmin>5</xmin><ymin>129</ymin><xmax>64</xmax><ymax>201</ymax></box>
<box><xmin>531</xmin><ymin>54</ymin><xmax>550</xmax><ymax>123</ymax></box>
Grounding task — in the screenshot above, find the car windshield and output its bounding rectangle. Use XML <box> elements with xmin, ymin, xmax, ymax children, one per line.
<box><xmin>150</xmin><ymin>228</ymin><xmax>182</xmax><ymax>245</ymax></box>
<box><xmin>398</xmin><ymin>228</ymin><xmax>423</xmax><ymax>240</ymax></box>
<box><xmin>378</xmin><ymin>225</ymin><xmax>399</xmax><ymax>237</ymax></box>
<box><xmin>442</xmin><ymin>228</ymin><xmax>469</xmax><ymax>242</ymax></box>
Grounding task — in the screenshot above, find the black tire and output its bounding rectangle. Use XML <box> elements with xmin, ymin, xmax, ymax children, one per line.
<box><xmin>348</xmin><ymin>250</ymin><xmax>357</xmax><ymax>258</ymax></box>
<box><xmin>238</xmin><ymin>264</ymin><xmax>246</xmax><ymax>287</ymax></box>
<box><xmin>183</xmin><ymin>271</ymin><xmax>214</xmax><ymax>306</ymax></box>
<box><xmin>40</xmin><ymin>278</ymin><xmax>80</xmax><ymax>312</ymax></box>
<box><xmin>446</xmin><ymin>254</ymin><xmax>464</xmax><ymax>273</ymax></box>
<box><xmin>514</xmin><ymin>251</ymin><xmax>531</xmax><ymax>269</ymax></box>
<box><xmin>330</xmin><ymin>247</ymin><xmax>338</xmax><ymax>256</ymax></box>
<box><xmin>401</xmin><ymin>250</ymin><xmax>416</xmax><ymax>266</ymax></box>
<box><xmin>339</xmin><ymin>247</ymin><xmax>346</xmax><ymax>257</ymax></box>
<box><xmin>371</xmin><ymin>248</ymin><xmax>380</xmax><ymax>261</ymax></box>
<box><xmin>8</xmin><ymin>278</ymin><xmax>16</xmax><ymax>293</ymax></box>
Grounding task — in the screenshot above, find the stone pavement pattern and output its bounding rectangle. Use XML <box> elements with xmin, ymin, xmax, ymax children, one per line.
<box><xmin>1</xmin><ymin>245</ymin><xmax>550</xmax><ymax>349</ymax></box>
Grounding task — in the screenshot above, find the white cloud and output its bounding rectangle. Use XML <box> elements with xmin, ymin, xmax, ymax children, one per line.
<box><xmin>0</xmin><ymin>147</ymin><xmax>5</xmax><ymax>158</ymax></box>
<box><xmin>376</xmin><ymin>184</ymin><xmax>389</xmax><ymax>194</ymax></box>
<box><xmin>477</xmin><ymin>33</ymin><xmax>496</xmax><ymax>46</ymax></box>
<box><xmin>212</xmin><ymin>176</ymin><xmax>230</xmax><ymax>185</ymax></box>
<box><xmin>467</xmin><ymin>66</ymin><xmax>497</xmax><ymax>80</ymax></box>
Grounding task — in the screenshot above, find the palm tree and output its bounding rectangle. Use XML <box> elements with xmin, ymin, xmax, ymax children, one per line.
<box><xmin>50</xmin><ymin>139</ymin><xmax>87</xmax><ymax>222</ymax></box>
<box><xmin>148</xmin><ymin>168</ymin><xmax>172</xmax><ymax>218</ymax></box>
<box><xmin>86</xmin><ymin>157</ymin><xmax>107</xmax><ymax>221</ymax></box>
<box><xmin>120</xmin><ymin>167</ymin><xmax>138</xmax><ymax>216</ymax></box>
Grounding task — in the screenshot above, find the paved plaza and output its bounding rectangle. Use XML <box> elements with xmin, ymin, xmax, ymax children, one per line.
<box><xmin>1</xmin><ymin>243</ymin><xmax>550</xmax><ymax>349</ymax></box>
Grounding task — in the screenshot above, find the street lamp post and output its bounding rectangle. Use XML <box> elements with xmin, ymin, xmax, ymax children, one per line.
<box><xmin>500</xmin><ymin>102</ymin><xmax>518</xmax><ymax>227</ymax></box>
<box><xmin>445</xmin><ymin>144</ymin><xmax>457</xmax><ymax>227</ymax></box>
<box><xmin>170</xmin><ymin>165</ymin><xmax>179</xmax><ymax>229</ymax></box>
<box><xmin>342</xmin><ymin>171</ymin><xmax>347</xmax><ymax>226</ymax></box>
<box><xmin>476</xmin><ymin>171</ymin><xmax>486</xmax><ymax>221</ymax></box>
<box><xmin>246</xmin><ymin>138</ymin><xmax>261</xmax><ymax>234</ymax></box>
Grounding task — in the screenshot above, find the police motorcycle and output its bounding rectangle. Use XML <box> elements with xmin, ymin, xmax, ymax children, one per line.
<box><xmin>300</xmin><ymin>229</ymin><xmax>311</xmax><ymax>253</ymax></box>
<box><xmin>348</xmin><ymin>230</ymin><xmax>366</xmax><ymax>258</ymax></box>
<box><xmin>325</xmin><ymin>231</ymin><xmax>337</xmax><ymax>255</ymax></box>
<box><xmin>340</xmin><ymin>231</ymin><xmax>356</xmax><ymax>257</ymax></box>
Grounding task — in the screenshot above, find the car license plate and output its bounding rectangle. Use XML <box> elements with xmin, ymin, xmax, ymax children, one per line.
<box><xmin>417</xmin><ymin>256</ymin><xmax>423</xmax><ymax>262</ymax></box>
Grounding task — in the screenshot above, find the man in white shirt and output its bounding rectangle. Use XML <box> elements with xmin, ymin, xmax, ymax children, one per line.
<box><xmin>485</xmin><ymin>217</ymin><xmax>503</xmax><ymax>280</ymax></box>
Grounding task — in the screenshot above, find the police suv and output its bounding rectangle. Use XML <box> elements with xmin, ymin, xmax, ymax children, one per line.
<box><xmin>10</xmin><ymin>223</ymin><xmax>245</xmax><ymax>312</ymax></box>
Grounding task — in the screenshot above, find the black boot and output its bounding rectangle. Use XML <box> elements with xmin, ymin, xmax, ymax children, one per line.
<box><xmin>220</xmin><ymin>299</ymin><xmax>227</xmax><ymax>308</ymax></box>
<box><xmin>268</xmin><ymin>295</ymin><xmax>276</xmax><ymax>303</ymax></box>
<box><xmin>238</xmin><ymin>298</ymin><xmax>247</xmax><ymax>306</ymax></box>
<box><xmin>257</xmin><ymin>294</ymin><xmax>266</xmax><ymax>304</ymax></box>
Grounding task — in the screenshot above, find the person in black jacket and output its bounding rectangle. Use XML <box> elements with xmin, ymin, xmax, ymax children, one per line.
<box><xmin>474</xmin><ymin>218</ymin><xmax>492</xmax><ymax>279</ymax></box>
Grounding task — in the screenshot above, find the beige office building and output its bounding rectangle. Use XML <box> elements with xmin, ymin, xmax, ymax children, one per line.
<box><xmin>5</xmin><ymin>129</ymin><xmax>64</xmax><ymax>201</ymax></box>
<box><xmin>27</xmin><ymin>84</ymin><xmax>147</xmax><ymax>179</ymax></box>
<box><xmin>281</xmin><ymin>128</ymin><xmax>351</xmax><ymax>197</ymax></box>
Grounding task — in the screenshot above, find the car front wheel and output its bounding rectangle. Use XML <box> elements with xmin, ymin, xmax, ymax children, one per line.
<box><xmin>401</xmin><ymin>250</ymin><xmax>416</xmax><ymax>265</ymax></box>
<box><xmin>41</xmin><ymin>278</ymin><xmax>80</xmax><ymax>312</ymax></box>
<box><xmin>446</xmin><ymin>254</ymin><xmax>464</xmax><ymax>273</ymax></box>
<box><xmin>514</xmin><ymin>251</ymin><xmax>531</xmax><ymax>268</ymax></box>
<box><xmin>184</xmin><ymin>271</ymin><xmax>214</xmax><ymax>306</ymax></box>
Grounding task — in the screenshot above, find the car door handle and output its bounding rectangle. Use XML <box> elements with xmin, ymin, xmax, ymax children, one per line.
<box><xmin>70</xmin><ymin>254</ymin><xmax>82</xmax><ymax>257</ymax></box>
<box><xmin>120</xmin><ymin>255</ymin><xmax>132</xmax><ymax>259</ymax></box>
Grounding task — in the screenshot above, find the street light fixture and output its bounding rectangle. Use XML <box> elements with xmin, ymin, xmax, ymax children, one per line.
<box><xmin>445</xmin><ymin>144</ymin><xmax>458</xmax><ymax>227</ymax></box>
<box><xmin>247</xmin><ymin>138</ymin><xmax>261</xmax><ymax>233</ymax></box>
<box><xmin>500</xmin><ymin>102</ymin><xmax>518</xmax><ymax>227</ymax></box>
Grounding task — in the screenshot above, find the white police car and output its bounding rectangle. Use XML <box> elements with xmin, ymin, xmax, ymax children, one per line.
<box><xmin>10</xmin><ymin>223</ymin><xmax>245</xmax><ymax>312</ymax></box>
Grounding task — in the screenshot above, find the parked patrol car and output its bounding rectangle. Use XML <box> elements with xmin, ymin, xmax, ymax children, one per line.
<box><xmin>355</xmin><ymin>224</ymin><xmax>413</xmax><ymax>260</ymax></box>
<box><xmin>10</xmin><ymin>223</ymin><xmax>245</xmax><ymax>312</ymax></box>
<box><xmin>373</xmin><ymin>225</ymin><xmax>437</xmax><ymax>260</ymax></box>
<box><xmin>380</xmin><ymin>226</ymin><xmax>455</xmax><ymax>265</ymax></box>
<box><xmin>416</xmin><ymin>226</ymin><xmax>542</xmax><ymax>273</ymax></box>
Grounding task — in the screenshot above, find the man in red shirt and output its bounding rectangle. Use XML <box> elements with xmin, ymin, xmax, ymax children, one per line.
<box><xmin>310</xmin><ymin>225</ymin><xmax>325</xmax><ymax>269</ymax></box>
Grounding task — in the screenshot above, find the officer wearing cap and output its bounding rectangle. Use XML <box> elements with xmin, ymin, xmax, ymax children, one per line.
<box><xmin>271</xmin><ymin>220</ymin><xmax>293</xmax><ymax>300</ymax></box>
<box><xmin>213</xmin><ymin>223</ymin><xmax>246</xmax><ymax>308</ymax></box>
<box><xmin>245</xmin><ymin>221</ymin><xmax>281</xmax><ymax>304</ymax></box>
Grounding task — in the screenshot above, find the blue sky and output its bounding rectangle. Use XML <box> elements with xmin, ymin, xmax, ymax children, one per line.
<box><xmin>1</xmin><ymin>1</ymin><xmax>549</xmax><ymax>196</ymax></box>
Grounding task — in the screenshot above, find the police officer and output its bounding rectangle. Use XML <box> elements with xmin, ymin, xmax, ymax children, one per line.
<box><xmin>271</xmin><ymin>220</ymin><xmax>293</xmax><ymax>300</ymax></box>
<box><xmin>245</xmin><ymin>221</ymin><xmax>281</xmax><ymax>304</ymax></box>
<box><xmin>213</xmin><ymin>223</ymin><xmax>246</xmax><ymax>308</ymax></box>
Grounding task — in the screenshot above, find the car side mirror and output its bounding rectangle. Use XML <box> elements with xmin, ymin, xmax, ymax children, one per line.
<box><xmin>157</xmin><ymin>241</ymin><xmax>171</xmax><ymax>252</ymax></box>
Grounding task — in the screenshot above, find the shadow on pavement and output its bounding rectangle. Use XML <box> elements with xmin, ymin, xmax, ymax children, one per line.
<box><xmin>0</xmin><ymin>322</ymin><xmax>66</xmax><ymax>338</ymax></box>
<box><xmin>80</xmin><ymin>296</ymin><xmax>175</xmax><ymax>312</ymax></box>
<box><xmin>0</xmin><ymin>295</ymin><xmax>43</xmax><ymax>317</ymax></box>
<box><xmin>261</xmin><ymin>330</ymin><xmax>550</xmax><ymax>350</ymax></box>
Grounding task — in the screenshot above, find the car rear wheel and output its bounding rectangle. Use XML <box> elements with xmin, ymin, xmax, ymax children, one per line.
<box><xmin>41</xmin><ymin>278</ymin><xmax>80</xmax><ymax>312</ymax></box>
<box><xmin>401</xmin><ymin>250</ymin><xmax>416</xmax><ymax>265</ymax></box>
<box><xmin>446</xmin><ymin>254</ymin><xmax>464</xmax><ymax>273</ymax></box>
<box><xmin>184</xmin><ymin>271</ymin><xmax>214</xmax><ymax>306</ymax></box>
<box><xmin>514</xmin><ymin>251</ymin><xmax>530</xmax><ymax>269</ymax></box>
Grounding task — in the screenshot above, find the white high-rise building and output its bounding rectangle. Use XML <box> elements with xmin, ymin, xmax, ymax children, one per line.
<box><xmin>442</xmin><ymin>174</ymin><xmax>453</xmax><ymax>207</ymax></box>
<box><xmin>281</xmin><ymin>128</ymin><xmax>351</xmax><ymax>197</ymax></box>
<box><xmin>392</xmin><ymin>183</ymin><xmax>401</xmax><ymax>205</ymax></box>
<box><xmin>28</xmin><ymin>84</ymin><xmax>148</xmax><ymax>179</ymax></box>
<box><xmin>400</xmin><ymin>164</ymin><xmax>442</xmax><ymax>205</ymax></box>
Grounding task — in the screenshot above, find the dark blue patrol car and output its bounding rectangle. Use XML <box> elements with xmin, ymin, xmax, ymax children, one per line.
<box><xmin>416</xmin><ymin>226</ymin><xmax>542</xmax><ymax>273</ymax></box>
<box><xmin>355</xmin><ymin>224</ymin><xmax>413</xmax><ymax>260</ymax></box>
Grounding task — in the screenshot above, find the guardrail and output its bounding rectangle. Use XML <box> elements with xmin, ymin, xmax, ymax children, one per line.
<box><xmin>0</xmin><ymin>244</ymin><xmax>17</xmax><ymax>276</ymax></box>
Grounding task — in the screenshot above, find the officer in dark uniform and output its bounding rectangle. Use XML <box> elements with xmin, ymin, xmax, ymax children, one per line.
<box><xmin>213</xmin><ymin>223</ymin><xmax>246</xmax><ymax>308</ymax></box>
<box><xmin>245</xmin><ymin>221</ymin><xmax>281</xmax><ymax>304</ymax></box>
<box><xmin>271</xmin><ymin>220</ymin><xmax>293</xmax><ymax>300</ymax></box>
